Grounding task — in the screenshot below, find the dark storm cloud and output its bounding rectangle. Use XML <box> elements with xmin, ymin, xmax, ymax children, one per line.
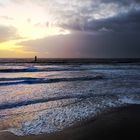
<box><xmin>0</xmin><ymin>25</ymin><xmax>18</xmax><ymax>42</ymax></box>
<box><xmin>10</xmin><ymin>0</ymin><xmax>140</xmax><ymax>33</ymax></box>
<box><xmin>85</xmin><ymin>9</ymin><xmax>140</xmax><ymax>33</ymax></box>
<box><xmin>20</xmin><ymin>31</ymin><xmax>140</xmax><ymax>58</ymax></box>
<box><xmin>60</xmin><ymin>1</ymin><xmax>140</xmax><ymax>33</ymax></box>
<box><xmin>18</xmin><ymin>0</ymin><xmax>140</xmax><ymax>58</ymax></box>
<box><xmin>102</xmin><ymin>0</ymin><xmax>140</xmax><ymax>4</ymax></box>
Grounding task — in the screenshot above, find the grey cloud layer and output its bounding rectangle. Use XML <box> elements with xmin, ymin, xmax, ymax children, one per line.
<box><xmin>57</xmin><ymin>0</ymin><xmax>140</xmax><ymax>32</ymax></box>
<box><xmin>20</xmin><ymin>31</ymin><xmax>140</xmax><ymax>58</ymax></box>
<box><xmin>17</xmin><ymin>0</ymin><xmax>140</xmax><ymax>58</ymax></box>
<box><xmin>11</xmin><ymin>0</ymin><xmax>140</xmax><ymax>32</ymax></box>
<box><xmin>0</xmin><ymin>25</ymin><xmax>18</xmax><ymax>42</ymax></box>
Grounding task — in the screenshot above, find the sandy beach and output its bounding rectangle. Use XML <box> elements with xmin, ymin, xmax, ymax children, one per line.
<box><xmin>1</xmin><ymin>104</ymin><xmax>140</xmax><ymax>140</ymax></box>
<box><xmin>0</xmin><ymin>0</ymin><xmax>140</xmax><ymax>138</ymax></box>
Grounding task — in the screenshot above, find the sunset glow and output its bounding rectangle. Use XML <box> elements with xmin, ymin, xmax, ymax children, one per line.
<box><xmin>0</xmin><ymin>0</ymin><xmax>70</xmax><ymax>57</ymax></box>
<box><xmin>0</xmin><ymin>1</ymin><xmax>140</xmax><ymax>139</ymax></box>
<box><xmin>0</xmin><ymin>0</ymin><xmax>140</xmax><ymax>58</ymax></box>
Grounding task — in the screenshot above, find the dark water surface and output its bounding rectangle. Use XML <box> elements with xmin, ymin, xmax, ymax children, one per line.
<box><xmin>0</xmin><ymin>60</ymin><xmax>140</xmax><ymax>136</ymax></box>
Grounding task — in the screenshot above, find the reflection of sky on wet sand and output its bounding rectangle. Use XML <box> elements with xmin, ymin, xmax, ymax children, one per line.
<box><xmin>0</xmin><ymin>98</ymin><xmax>79</xmax><ymax>131</ymax></box>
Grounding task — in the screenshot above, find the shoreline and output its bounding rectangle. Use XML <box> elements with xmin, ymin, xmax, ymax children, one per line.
<box><xmin>1</xmin><ymin>104</ymin><xmax>140</xmax><ymax>140</ymax></box>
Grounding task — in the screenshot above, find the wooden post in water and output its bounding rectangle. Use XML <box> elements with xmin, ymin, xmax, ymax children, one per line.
<box><xmin>34</xmin><ymin>56</ymin><xmax>37</xmax><ymax>62</ymax></box>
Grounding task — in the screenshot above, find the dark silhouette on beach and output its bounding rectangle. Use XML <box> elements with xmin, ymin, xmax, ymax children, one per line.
<box><xmin>34</xmin><ymin>56</ymin><xmax>37</xmax><ymax>62</ymax></box>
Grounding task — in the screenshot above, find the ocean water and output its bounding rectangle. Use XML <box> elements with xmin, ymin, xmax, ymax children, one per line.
<box><xmin>0</xmin><ymin>62</ymin><xmax>140</xmax><ymax>136</ymax></box>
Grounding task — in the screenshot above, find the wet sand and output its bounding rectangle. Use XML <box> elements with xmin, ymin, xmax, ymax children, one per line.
<box><xmin>1</xmin><ymin>104</ymin><xmax>140</xmax><ymax>140</ymax></box>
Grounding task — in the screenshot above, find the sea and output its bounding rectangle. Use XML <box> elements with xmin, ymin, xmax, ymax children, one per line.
<box><xmin>0</xmin><ymin>58</ymin><xmax>140</xmax><ymax>136</ymax></box>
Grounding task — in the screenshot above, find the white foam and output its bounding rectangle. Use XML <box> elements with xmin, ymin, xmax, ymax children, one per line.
<box><xmin>7</xmin><ymin>96</ymin><xmax>124</xmax><ymax>136</ymax></box>
<box><xmin>119</xmin><ymin>96</ymin><xmax>140</xmax><ymax>104</ymax></box>
<box><xmin>0</xmin><ymin>63</ymin><xmax>140</xmax><ymax>136</ymax></box>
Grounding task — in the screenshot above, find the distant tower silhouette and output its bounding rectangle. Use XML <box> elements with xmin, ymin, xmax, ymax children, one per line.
<box><xmin>34</xmin><ymin>56</ymin><xmax>37</xmax><ymax>62</ymax></box>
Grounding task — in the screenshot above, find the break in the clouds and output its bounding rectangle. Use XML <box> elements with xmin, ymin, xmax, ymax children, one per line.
<box><xmin>0</xmin><ymin>0</ymin><xmax>140</xmax><ymax>58</ymax></box>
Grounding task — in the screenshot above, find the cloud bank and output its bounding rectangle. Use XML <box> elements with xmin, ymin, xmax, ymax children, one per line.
<box><xmin>0</xmin><ymin>25</ymin><xmax>18</xmax><ymax>42</ymax></box>
<box><xmin>0</xmin><ymin>0</ymin><xmax>140</xmax><ymax>58</ymax></box>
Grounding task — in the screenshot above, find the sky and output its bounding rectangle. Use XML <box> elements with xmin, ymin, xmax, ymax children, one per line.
<box><xmin>0</xmin><ymin>0</ymin><xmax>140</xmax><ymax>58</ymax></box>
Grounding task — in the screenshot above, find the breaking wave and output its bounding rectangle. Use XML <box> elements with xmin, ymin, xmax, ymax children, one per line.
<box><xmin>0</xmin><ymin>75</ymin><xmax>103</xmax><ymax>86</ymax></box>
<box><xmin>0</xmin><ymin>63</ymin><xmax>140</xmax><ymax>136</ymax></box>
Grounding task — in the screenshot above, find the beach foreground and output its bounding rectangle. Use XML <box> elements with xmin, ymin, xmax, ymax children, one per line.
<box><xmin>1</xmin><ymin>104</ymin><xmax>140</xmax><ymax>140</ymax></box>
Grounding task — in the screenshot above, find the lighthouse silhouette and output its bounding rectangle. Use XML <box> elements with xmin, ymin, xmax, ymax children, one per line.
<box><xmin>34</xmin><ymin>56</ymin><xmax>37</xmax><ymax>62</ymax></box>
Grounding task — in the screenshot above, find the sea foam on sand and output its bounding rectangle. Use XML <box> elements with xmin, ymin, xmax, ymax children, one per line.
<box><xmin>0</xmin><ymin>63</ymin><xmax>139</xmax><ymax>136</ymax></box>
<box><xmin>8</xmin><ymin>94</ymin><xmax>139</xmax><ymax>136</ymax></box>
